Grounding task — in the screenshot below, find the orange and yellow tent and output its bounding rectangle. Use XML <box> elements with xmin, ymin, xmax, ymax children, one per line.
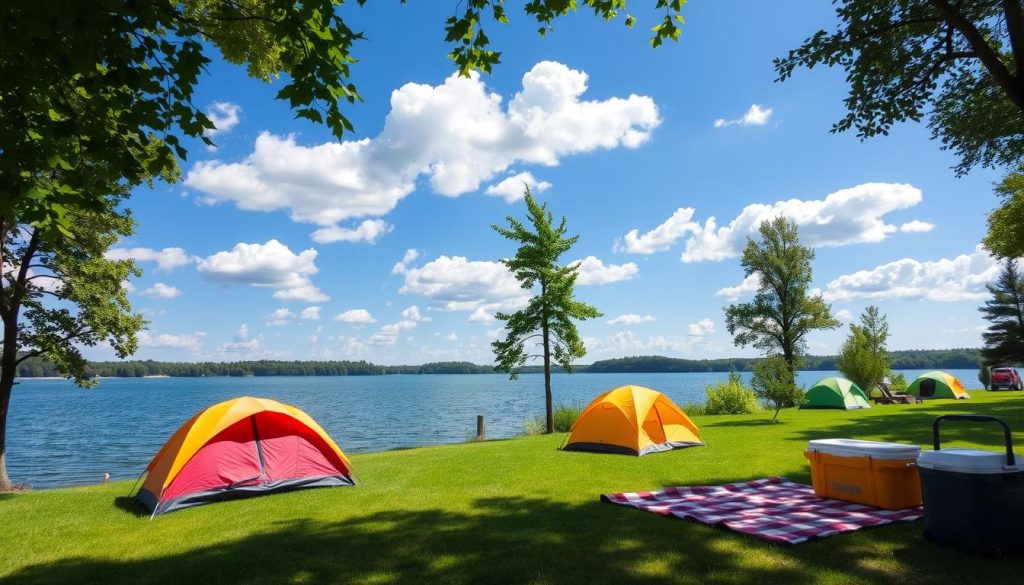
<box><xmin>135</xmin><ymin>396</ymin><xmax>353</xmax><ymax>517</ymax></box>
<box><xmin>563</xmin><ymin>385</ymin><xmax>703</xmax><ymax>456</ymax></box>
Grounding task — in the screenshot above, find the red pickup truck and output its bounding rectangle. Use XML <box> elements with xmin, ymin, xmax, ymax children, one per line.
<box><xmin>991</xmin><ymin>367</ymin><xmax>1023</xmax><ymax>391</ymax></box>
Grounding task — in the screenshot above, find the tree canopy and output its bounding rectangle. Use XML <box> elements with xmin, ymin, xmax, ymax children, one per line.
<box><xmin>837</xmin><ymin>306</ymin><xmax>891</xmax><ymax>392</ymax></box>
<box><xmin>775</xmin><ymin>0</ymin><xmax>1024</xmax><ymax>176</ymax></box>
<box><xmin>0</xmin><ymin>189</ymin><xmax>145</xmax><ymax>489</ymax></box>
<box><xmin>492</xmin><ymin>189</ymin><xmax>600</xmax><ymax>433</ymax></box>
<box><xmin>724</xmin><ymin>217</ymin><xmax>840</xmax><ymax>375</ymax></box>
<box><xmin>1</xmin><ymin>0</ymin><xmax>687</xmax><ymax>238</ymax></box>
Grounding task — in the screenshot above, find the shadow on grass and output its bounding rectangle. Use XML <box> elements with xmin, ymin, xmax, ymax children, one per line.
<box><xmin>5</xmin><ymin>491</ymin><xmax>1024</xmax><ymax>584</ymax></box>
<box><xmin>112</xmin><ymin>496</ymin><xmax>149</xmax><ymax>518</ymax></box>
<box><xmin>790</xmin><ymin>399</ymin><xmax>1024</xmax><ymax>448</ymax></box>
<box><xmin>702</xmin><ymin>418</ymin><xmax>784</xmax><ymax>428</ymax></box>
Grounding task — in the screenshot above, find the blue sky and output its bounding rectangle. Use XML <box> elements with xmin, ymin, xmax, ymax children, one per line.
<box><xmin>100</xmin><ymin>1</ymin><xmax>1003</xmax><ymax>365</ymax></box>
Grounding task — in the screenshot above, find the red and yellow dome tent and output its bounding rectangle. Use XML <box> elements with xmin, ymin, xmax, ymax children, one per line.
<box><xmin>133</xmin><ymin>397</ymin><xmax>354</xmax><ymax>517</ymax></box>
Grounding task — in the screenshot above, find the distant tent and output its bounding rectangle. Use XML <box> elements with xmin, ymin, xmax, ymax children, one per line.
<box><xmin>801</xmin><ymin>377</ymin><xmax>871</xmax><ymax>410</ymax></box>
<box><xmin>135</xmin><ymin>397</ymin><xmax>354</xmax><ymax>517</ymax></box>
<box><xmin>563</xmin><ymin>385</ymin><xmax>703</xmax><ymax>456</ymax></box>
<box><xmin>907</xmin><ymin>371</ymin><xmax>970</xmax><ymax>400</ymax></box>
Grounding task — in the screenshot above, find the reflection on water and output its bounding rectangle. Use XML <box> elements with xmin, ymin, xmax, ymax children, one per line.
<box><xmin>7</xmin><ymin>369</ymin><xmax>979</xmax><ymax>488</ymax></box>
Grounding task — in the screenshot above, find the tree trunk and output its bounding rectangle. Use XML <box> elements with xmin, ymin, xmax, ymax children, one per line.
<box><xmin>0</xmin><ymin>356</ymin><xmax>14</xmax><ymax>491</ymax></box>
<box><xmin>542</xmin><ymin>322</ymin><xmax>553</xmax><ymax>434</ymax></box>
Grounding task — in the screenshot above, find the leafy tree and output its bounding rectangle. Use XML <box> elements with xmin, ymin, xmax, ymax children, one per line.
<box><xmin>837</xmin><ymin>306</ymin><xmax>891</xmax><ymax>392</ymax></box>
<box><xmin>979</xmin><ymin>361</ymin><xmax>992</xmax><ymax>389</ymax></box>
<box><xmin>985</xmin><ymin>166</ymin><xmax>1024</xmax><ymax>258</ymax></box>
<box><xmin>979</xmin><ymin>258</ymin><xmax>1024</xmax><ymax>365</ymax></box>
<box><xmin>2</xmin><ymin>1</ymin><xmax>686</xmax><ymax>237</ymax></box>
<box><xmin>751</xmin><ymin>355</ymin><xmax>804</xmax><ymax>422</ymax></box>
<box><xmin>775</xmin><ymin>1</ymin><xmax>1024</xmax><ymax>177</ymax></box>
<box><xmin>724</xmin><ymin>217</ymin><xmax>840</xmax><ymax>383</ymax></box>
<box><xmin>491</xmin><ymin>189</ymin><xmax>601</xmax><ymax>434</ymax></box>
<box><xmin>0</xmin><ymin>191</ymin><xmax>144</xmax><ymax>490</ymax></box>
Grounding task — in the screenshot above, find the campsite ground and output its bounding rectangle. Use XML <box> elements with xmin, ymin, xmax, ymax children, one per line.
<box><xmin>3</xmin><ymin>391</ymin><xmax>1024</xmax><ymax>584</ymax></box>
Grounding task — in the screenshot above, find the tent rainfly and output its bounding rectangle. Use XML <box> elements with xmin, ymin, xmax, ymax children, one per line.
<box><xmin>906</xmin><ymin>371</ymin><xmax>970</xmax><ymax>400</ymax></box>
<box><xmin>801</xmin><ymin>377</ymin><xmax>872</xmax><ymax>410</ymax></box>
<box><xmin>134</xmin><ymin>396</ymin><xmax>354</xmax><ymax>517</ymax></box>
<box><xmin>563</xmin><ymin>385</ymin><xmax>703</xmax><ymax>456</ymax></box>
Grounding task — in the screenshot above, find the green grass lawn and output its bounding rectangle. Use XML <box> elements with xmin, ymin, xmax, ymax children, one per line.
<box><xmin>4</xmin><ymin>391</ymin><xmax>1024</xmax><ymax>584</ymax></box>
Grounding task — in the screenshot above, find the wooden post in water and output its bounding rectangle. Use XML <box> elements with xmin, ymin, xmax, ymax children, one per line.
<box><xmin>476</xmin><ymin>415</ymin><xmax>485</xmax><ymax>441</ymax></box>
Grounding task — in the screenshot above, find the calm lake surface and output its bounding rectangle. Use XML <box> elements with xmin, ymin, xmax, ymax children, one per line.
<box><xmin>8</xmin><ymin>369</ymin><xmax>981</xmax><ymax>488</ymax></box>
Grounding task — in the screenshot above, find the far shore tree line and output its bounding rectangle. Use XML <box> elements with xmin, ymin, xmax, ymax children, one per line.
<box><xmin>3</xmin><ymin>1</ymin><xmax>1024</xmax><ymax>490</ymax></box>
<box><xmin>13</xmin><ymin>348</ymin><xmax>983</xmax><ymax>380</ymax></box>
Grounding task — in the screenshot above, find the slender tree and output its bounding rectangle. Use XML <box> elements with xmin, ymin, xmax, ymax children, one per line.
<box><xmin>724</xmin><ymin>217</ymin><xmax>840</xmax><ymax>385</ymax></box>
<box><xmin>979</xmin><ymin>258</ymin><xmax>1024</xmax><ymax>366</ymax></box>
<box><xmin>837</xmin><ymin>306</ymin><xmax>891</xmax><ymax>393</ymax></box>
<box><xmin>492</xmin><ymin>189</ymin><xmax>601</xmax><ymax>434</ymax></box>
<box><xmin>0</xmin><ymin>188</ymin><xmax>144</xmax><ymax>490</ymax></box>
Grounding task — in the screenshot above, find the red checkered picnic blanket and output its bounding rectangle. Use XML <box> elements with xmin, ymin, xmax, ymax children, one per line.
<box><xmin>601</xmin><ymin>476</ymin><xmax>923</xmax><ymax>545</ymax></box>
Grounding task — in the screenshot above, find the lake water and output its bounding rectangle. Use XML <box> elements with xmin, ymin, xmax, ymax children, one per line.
<box><xmin>7</xmin><ymin>369</ymin><xmax>981</xmax><ymax>488</ymax></box>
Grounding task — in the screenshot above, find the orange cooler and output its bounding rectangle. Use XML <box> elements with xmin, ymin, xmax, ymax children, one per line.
<box><xmin>805</xmin><ymin>439</ymin><xmax>922</xmax><ymax>509</ymax></box>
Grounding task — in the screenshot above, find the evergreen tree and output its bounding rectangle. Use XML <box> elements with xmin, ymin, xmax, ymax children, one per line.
<box><xmin>491</xmin><ymin>189</ymin><xmax>601</xmax><ymax>434</ymax></box>
<box><xmin>979</xmin><ymin>258</ymin><xmax>1024</xmax><ymax>366</ymax></box>
<box><xmin>837</xmin><ymin>306</ymin><xmax>890</xmax><ymax>392</ymax></box>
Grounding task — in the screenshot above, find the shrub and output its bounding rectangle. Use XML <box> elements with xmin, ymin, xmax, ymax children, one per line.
<box><xmin>890</xmin><ymin>372</ymin><xmax>908</xmax><ymax>394</ymax></box>
<box><xmin>703</xmin><ymin>370</ymin><xmax>761</xmax><ymax>415</ymax></box>
<box><xmin>680</xmin><ymin>401</ymin><xmax>707</xmax><ymax>416</ymax></box>
<box><xmin>524</xmin><ymin>402</ymin><xmax>584</xmax><ymax>435</ymax></box>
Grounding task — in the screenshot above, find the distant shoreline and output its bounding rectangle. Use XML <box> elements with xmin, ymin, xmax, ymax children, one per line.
<box><xmin>15</xmin><ymin>349</ymin><xmax>982</xmax><ymax>379</ymax></box>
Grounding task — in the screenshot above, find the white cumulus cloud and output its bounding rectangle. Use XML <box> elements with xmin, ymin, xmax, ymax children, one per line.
<box><xmin>334</xmin><ymin>309</ymin><xmax>376</xmax><ymax>324</ymax></box>
<box><xmin>900</xmin><ymin>220</ymin><xmax>935</xmax><ymax>233</ymax></box>
<box><xmin>218</xmin><ymin>322</ymin><xmax>263</xmax><ymax>353</ymax></box>
<box><xmin>571</xmin><ymin>256</ymin><xmax>639</xmax><ymax>285</ymax></box>
<box><xmin>836</xmin><ymin>309</ymin><xmax>854</xmax><ymax>322</ymax></box>
<box><xmin>615</xmin><ymin>208</ymin><xmax>698</xmax><ymax>254</ymax></box>
<box><xmin>196</xmin><ymin>239</ymin><xmax>328</xmax><ymax>303</ymax></box>
<box><xmin>266</xmin><ymin>307</ymin><xmax>294</xmax><ymax>327</ymax></box>
<box><xmin>139</xmin><ymin>282</ymin><xmax>183</xmax><ymax>299</ymax></box>
<box><xmin>300</xmin><ymin>306</ymin><xmax>321</xmax><ymax>320</ymax></box>
<box><xmin>311</xmin><ymin>219</ymin><xmax>393</xmax><ymax>244</ymax></box>
<box><xmin>138</xmin><ymin>331</ymin><xmax>205</xmax><ymax>353</ymax></box>
<box><xmin>391</xmin><ymin>249</ymin><xmax>420</xmax><ymax>275</ymax></box>
<box><xmin>400</xmin><ymin>256</ymin><xmax>528</xmax><ymax>320</ymax></box>
<box><xmin>619</xmin><ymin>183</ymin><xmax>926</xmax><ymax>263</ymax></box>
<box><xmin>687</xmin><ymin>318</ymin><xmax>716</xmax><ymax>337</ymax></box>
<box><xmin>607</xmin><ymin>314</ymin><xmax>655</xmax><ymax>326</ymax></box>
<box><xmin>185</xmin><ymin>61</ymin><xmax>659</xmax><ymax>241</ymax></box>
<box><xmin>106</xmin><ymin>247</ymin><xmax>192</xmax><ymax>271</ymax></box>
<box><xmin>715</xmin><ymin>274</ymin><xmax>761</xmax><ymax>301</ymax></box>
<box><xmin>205</xmin><ymin>102</ymin><xmax>242</xmax><ymax>137</ymax></box>
<box><xmin>714</xmin><ymin>104</ymin><xmax>773</xmax><ymax>128</ymax></box>
<box><xmin>822</xmin><ymin>245</ymin><xmax>999</xmax><ymax>303</ymax></box>
<box><xmin>484</xmin><ymin>172</ymin><xmax>552</xmax><ymax>203</ymax></box>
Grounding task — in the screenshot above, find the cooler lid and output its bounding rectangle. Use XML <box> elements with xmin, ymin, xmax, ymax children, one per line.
<box><xmin>917</xmin><ymin>448</ymin><xmax>1022</xmax><ymax>474</ymax></box>
<box><xmin>808</xmin><ymin>438</ymin><xmax>921</xmax><ymax>460</ymax></box>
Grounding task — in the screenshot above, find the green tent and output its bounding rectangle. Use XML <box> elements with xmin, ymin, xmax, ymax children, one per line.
<box><xmin>801</xmin><ymin>377</ymin><xmax>872</xmax><ymax>410</ymax></box>
<box><xmin>906</xmin><ymin>371</ymin><xmax>970</xmax><ymax>400</ymax></box>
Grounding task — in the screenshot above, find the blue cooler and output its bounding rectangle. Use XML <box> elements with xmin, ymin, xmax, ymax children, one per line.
<box><xmin>917</xmin><ymin>415</ymin><xmax>1024</xmax><ymax>556</ymax></box>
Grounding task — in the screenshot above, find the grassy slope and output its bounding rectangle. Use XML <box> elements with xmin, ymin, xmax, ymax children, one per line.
<box><xmin>3</xmin><ymin>392</ymin><xmax>1024</xmax><ymax>584</ymax></box>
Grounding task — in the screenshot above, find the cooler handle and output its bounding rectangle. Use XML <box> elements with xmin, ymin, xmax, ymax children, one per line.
<box><xmin>932</xmin><ymin>414</ymin><xmax>1016</xmax><ymax>467</ymax></box>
